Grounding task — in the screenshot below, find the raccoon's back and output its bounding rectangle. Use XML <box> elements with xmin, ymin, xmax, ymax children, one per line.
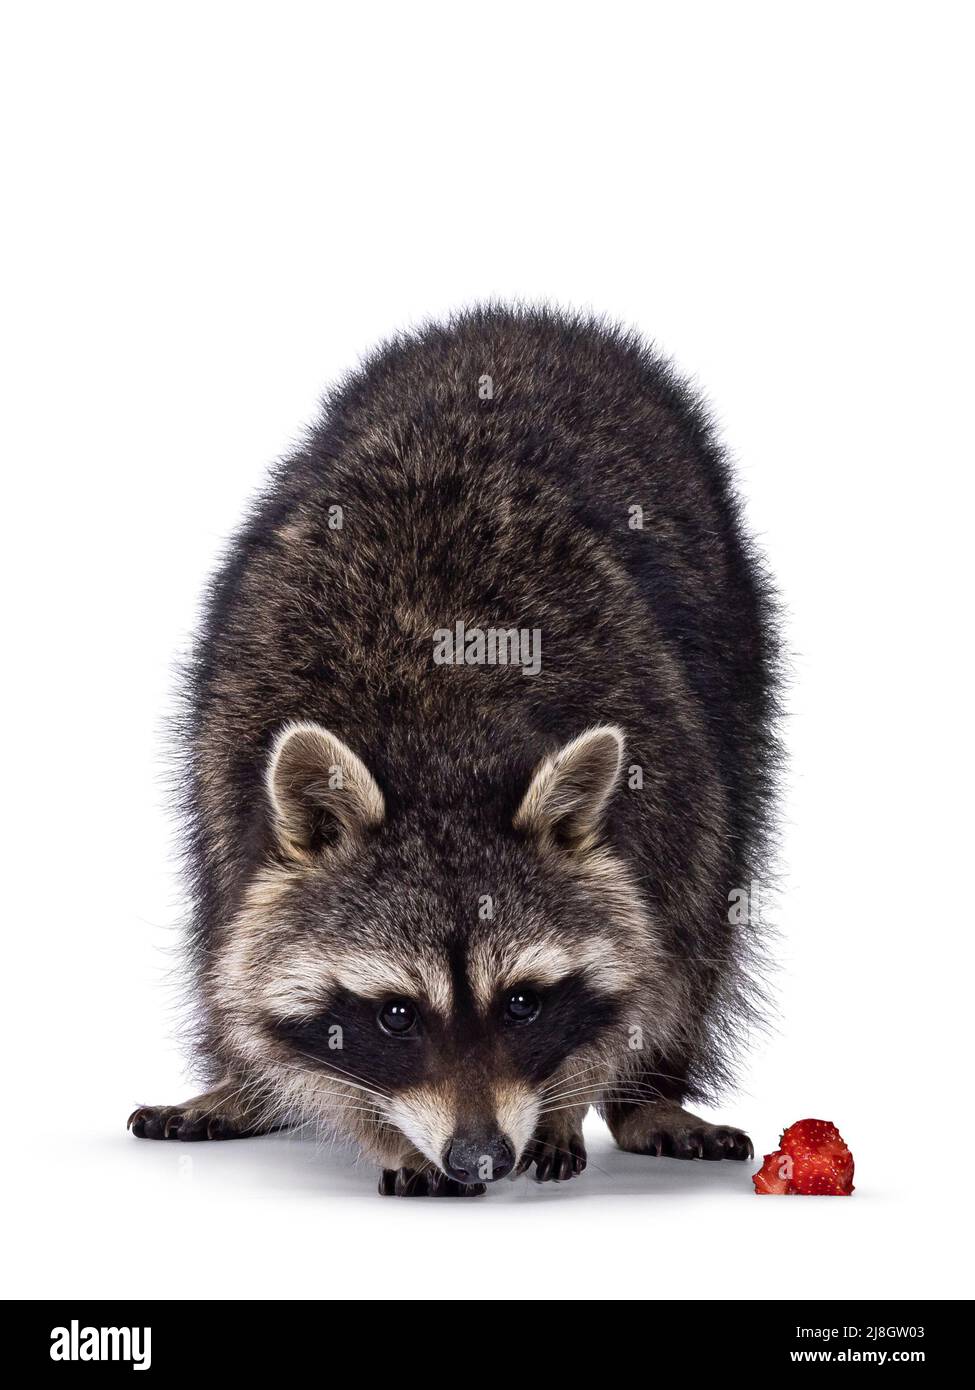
<box><xmin>181</xmin><ymin>307</ymin><xmax>778</xmax><ymax>936</ymax></box>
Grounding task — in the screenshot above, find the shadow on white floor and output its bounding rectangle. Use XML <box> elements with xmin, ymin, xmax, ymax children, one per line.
<box><xmin>119</xmin><ymin>1113</ymin><xmax>757</xmax><ymax>1205</ymax></box>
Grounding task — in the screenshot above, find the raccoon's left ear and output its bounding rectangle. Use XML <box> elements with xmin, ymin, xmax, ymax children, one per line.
<box><xmin>266</xmin><ymin>722</ymin><xmax>385</xmax><ymax>861</ymax></box>
<box><xmin>514</xmin><ymin>725</ymin><xmax>624</xmax><ymax>853</ymax></box>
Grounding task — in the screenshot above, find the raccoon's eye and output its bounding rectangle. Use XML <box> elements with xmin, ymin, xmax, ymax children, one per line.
<box><xmin>378</xmin><ymin>999</ymin><xmax>418</xmax><ymax>1036</ymax></box>
<box><xmin>505</xmin><ymin>988</ymin><xmax>541</xmax><ymax>1024</ymax></box>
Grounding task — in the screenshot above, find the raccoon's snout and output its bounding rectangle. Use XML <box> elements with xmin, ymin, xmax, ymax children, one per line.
<box><xmin>444</xmin><ymin>1133</ymin><xmax>515</xmax><ymax>1184</ymax></box>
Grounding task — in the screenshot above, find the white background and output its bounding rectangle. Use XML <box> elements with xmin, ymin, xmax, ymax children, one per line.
<box><xmin>2</xmin><ymin>1</ymin><xmax>972</xmax><ymax>1301</ymax></box>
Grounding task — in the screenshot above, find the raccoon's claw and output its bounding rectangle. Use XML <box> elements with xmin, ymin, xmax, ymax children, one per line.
<box><xmin>707</xmin><ymin>1126</ymin><xmax>753</xmax><ymax>1161</ymax></box>
<box><xmin>516</xmin><ymin>1133</ymin><xmax>587</xmax><ymax>1182</ymax></box>
<box><xmin>128</xmin><ymin>1103</ymin><xmax>242</xmax><ymax>1142</ymax></box>
<box><xmin>378</xmin><ymin>1166</ymin><xmax>486</xmax><ymax>1197</ymax></box>
<box><xmin>606</xmin><ymin>1099</ymin><xmax>754</xmax><ymax>1162</ymax></box>
<box><xmin>629</xmin><ymin>1123</ymin><xmax>753</xmax><ymax>1162</ymax></box>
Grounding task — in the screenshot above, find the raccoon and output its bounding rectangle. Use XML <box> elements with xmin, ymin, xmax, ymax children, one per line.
<box><xmin>129</xmin><ymin>306</ymin><xmax>780</xmax><ymax>1196</ymax></box>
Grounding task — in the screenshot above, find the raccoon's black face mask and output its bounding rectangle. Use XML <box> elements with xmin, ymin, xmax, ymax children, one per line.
<box><xmin>210</xmin><ymin>722</ymin><xmax>668</xmax><ymax>1177</ymax></box>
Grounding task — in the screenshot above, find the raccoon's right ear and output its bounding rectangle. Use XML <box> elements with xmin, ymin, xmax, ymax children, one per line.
<box><xmin>514</xmin><ymin>725</ymin><xmax>624</xmax><ymax>853</ymax></box>
<box><xmin>266</xmin><ymin>722</ymin><xmax>385</xmax><ymax>861</ymax></box>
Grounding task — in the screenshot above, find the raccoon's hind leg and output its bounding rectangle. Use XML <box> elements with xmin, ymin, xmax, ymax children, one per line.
<box><xmin>605</xmin><ymin>1098</ymin><xmax>753</xmax><ymax>1161</ymax></box>
<box><xmin>127</xmin><ymin>1078</ymin><xmax>284</xmax><ymax>1142</ymax></box>
<box><xmin>516</xmin><ymin>1104</ymin><xmax>588</xmax><ymax>1182</ymax></box>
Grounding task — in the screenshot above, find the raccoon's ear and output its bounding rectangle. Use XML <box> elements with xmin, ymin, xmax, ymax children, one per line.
<box><xmin>267</xmin><ymin>722</ymin><xmax>385</xmax><ymax>861</ymax></box>
<box><xmin>514</xmin><ymin>725</ymin><xmax>624</xmax><ymax>852</ymax></box>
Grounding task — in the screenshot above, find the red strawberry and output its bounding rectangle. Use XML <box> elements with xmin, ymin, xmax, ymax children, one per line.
<box><xmin>780</xmin><ymin>1118</ymin><xmax>847</xmax><ymax>1157</ymax></box>
<box><xmin>791</xmin><ymin>1148</ymin><xmax>854</xmax><ymax>1196</ymax></box>
<box><xmin>753</xmin><ymin>1118</ymin><xmax>855</xmax><ymax>1196</ymax></box>
<box><xmin>752</xmin><ymin>1149</ymin><xmax>792</xmax><ymax>1194</ymax></box>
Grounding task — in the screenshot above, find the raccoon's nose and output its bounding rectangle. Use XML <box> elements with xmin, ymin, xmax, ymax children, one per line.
<box><xmin>444</xmin><ymin>1133</ymin><xmax>515</xmax><ymax>1183</ymax></box>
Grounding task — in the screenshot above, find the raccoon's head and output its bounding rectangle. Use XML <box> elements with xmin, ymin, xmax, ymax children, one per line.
<box><xmin>213</xmin><ymin>721</ymin><xmax>670</xmax><ymax>1182</ymax></box>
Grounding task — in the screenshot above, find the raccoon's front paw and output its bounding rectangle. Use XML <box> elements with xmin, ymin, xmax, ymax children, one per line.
<box><xmin>128</xmin><ymin>1101</ymin><xmax>243</xmax><ymax>1142</ymax></box>
<box><xmin>635</xmin><ymin>1122</ymin><xmax>752</xmax><ymax>1160</ymax></box>
<box><xmin>608</xmin><ymin>1103</ymin><xmax>753</xmax><ymax>1161</ymax></box>
<box><xmin>516</xmin><ymin>1129</ymin><xmax>587</xmax><ymax>1182</ymax></box>
<box><xmin>378</xmin><ymin>1166</ymin><xmax>486</xmax><ymax>1197</ymax></box>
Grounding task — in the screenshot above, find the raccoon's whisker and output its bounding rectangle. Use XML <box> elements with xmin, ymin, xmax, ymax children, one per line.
<box><xmin>320</xmin><ymin>1076</ymin><xmax>390</xmax><ymax>1104</ymax></box>
<box><xmin>311</xmin><ymin>1088</ymin><xmax>387</xmax><ymax>1114</ymax></box>
<box><xmin>300</xmin><ymin>1099</ymin><xmax>387</xmax><ymax>1126</ymax></box>
<box><xmin>541</xmin><ymin>1082</ymin><xmax>664</xmax><ymax>1104</ymax></box>
<box><xmin>534</xmin><ymin>1098</ymin><xmax>601</xmax><ymax>1114</ymax></box>
<box><xmin>579</xmin><ymin>1067</ymin><xmax>689</xmax><ymax>1092</ymax></box>
<box><xmin>317</xmin><ymin>1068</ymin><xmax>392</xmax><ymax>1103</ymax></box>
<box><xmin>318</xmin><ymin>1105</ymin><xmax>388</xmax><ymax>1121</ymax></box>
<box><xmin>541</xmin><ymin>1060</ymin><xmax>606</xmax><ymax>1086</ymax></box>
<box><xmin>597</xmin><ymin>1087</ymin><xmax>667</xmax><ymax>1103</ymax></box>
<box><xmin>535</xmin><ymin>1080</ymin><xmax>604</xmax><ymax>1103</ymax></box>
<box><xmin>541</xmin><ymin>1074</ymin><xmax>626</xmax><ymax>1093</ymax></box>
<box><xmin>539</xmin><ymin>1060</ymin><xmax>686</xmax><ymax>1097</ymax></box>
<box><xmin>537</xmin><ymin>1087</ymin><xmax>666</xmax><ymax>1114</ymax></box>
<box><xmin>286</xmin><ymin>1053</ymin><xmax>392</xmax><ymax>1102</ymax></box>
<box><xmin>311</xmin><ymin>1089</ymin><xmax>385</xmax><ymax>1109</ymax></box>
<box><xmin>535</xmin><ymin>1103</ymin><xmax>606</xmax><ymax>1118</ymax></box>
<box><xmin>319</xmin><ymin>1105</ymin><xmax>387</xmax><ymax>1120</ymax></box>
<box><xmin>622</xmin><ymin>1068</ymin><xmax>691</xmax><ymax>1087</ymax></box>
<box><xmin>282</xmin><ymin>1077</ymin><xmax>388</xmax><ymax>1120</ymax></box>
<box><xmin>538</xmin><ymin>1095</ymin><xmax>662</xmax><ymax>1117</ymax></box>
<box><xmin>181</xmin><ymin>1077</ymin><xmax>280</xmax><ymax>1130</ymax></box>
<box><xmin>602</xmin><ymin>1077</ymin><xmax>670</xmax><ymax>1091</ymax></box>
<box><xmin>536</xmin><ymin>1088</ymin><xmax>604</xmax><ymax>1105</ymax></box>
<box><xmin>539</xmin><ymin>1063</ymin><xmax>610</xmax><ymax>1095</ymax></box>
<box><xmin>312</xmin><ymin>1057</ymin><xmax>393</xmax><ymax>1095</ymax></box>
